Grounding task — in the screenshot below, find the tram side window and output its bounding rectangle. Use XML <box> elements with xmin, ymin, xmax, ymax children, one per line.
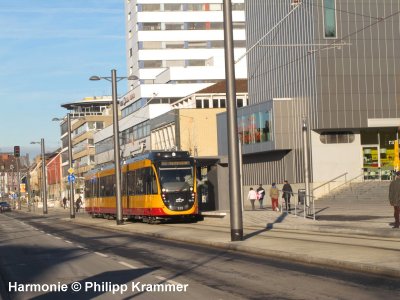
<box><xmin>85</xmin><ymin>180</ymin><xmax>91</xmax><ymax>198</ymax></box>
<box><xmin>128</xmin><ymin>167</ymin><xmax>158</xmax><ymax>195</ymax></box>
<box><xmin>127</xmin><ymin>170</ymin><xmax>136</xmax><ymax>195</ymax></box>
<box><xmin>135</xmin><ymin>169</ymin><xmax>145</xmax><ymax>194</ymax></box>
<box><xmin>100</xmin><ymin>175</ymin><xmax>116</xmax><ymax>197</ymax></box>
<box><xmin>143</xmin><ymin>167</ymin><xmax>158</xmax><ymax>194</ymax></box>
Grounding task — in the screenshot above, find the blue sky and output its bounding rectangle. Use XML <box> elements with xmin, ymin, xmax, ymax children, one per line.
<box><xmin>0</xmin><ymin>0</ymin><xmax>127</xmax><ymax>158</ymax></box>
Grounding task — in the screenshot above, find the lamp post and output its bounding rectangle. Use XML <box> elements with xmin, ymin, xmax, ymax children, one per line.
<box><xmin>52</xmin><ymin>113</ymin><xmax>75</xmax><ymax>218</ymax></box>
<box><xmin>90</xmin><ymin>70</ymin><xmax>138</xmax><ymax>225</ymax></box>
<box><xmin>223</xmin><ymin>0</ymin><xmax>243</xmax><ymax>241</ymax></box>
<box><xmin>30</xmin><ymin>139</ymin><xmax>47</xmax><ymax>214</ymax></box>
<box><xmin>302</xmin><ymin>117</ymin><xmax>310</xmax><ymax>217</ymax></box>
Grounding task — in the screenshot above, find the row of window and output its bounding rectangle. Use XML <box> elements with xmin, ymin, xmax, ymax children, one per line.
<box><xmin>72</xmin><ymin>122</ymin><xmax>104</xmax><ymax>139</ymax></box>
<box><xmin>121</xmin><ymin>121</ymin><xmax>150</xmax><ymax>146</ymax></box>
<box><xmin>140</xmin><ymin>22</ymin><xmax>245</xmax><ymax>31</ymax></box>
<box><xmin>138</xmin><ymin>3</ymin><xmax>244</xmax><ymax>12</ymax></box>
<box><xmin>85</xmin><ymin>167</ymin><xmax>157</xmax><ymax>198</ymax></box>
<box><xmin>195</xmin><ymin>98</ymin><xmax>246</xmax><ymax>109</ymax></box>
<box><xmin>73</xmin><ymin>139</ymin><xmax>94</xmax><ymax>154</ymax></box>
<box><xmin>138</xmin><ymin>40</ymin><xmax>246</xmax><ymax>50</ymax></box>
<box><xmin>140</xmin><ymin>59</ymin><xmax>209</xmax><ymax>68</ymax></box>
<box><xmin>95</xmin><ymin>121</ymin><xmax>150</xmax><ymax>155</ymax></box>
<box><xmin>320</xmin><ymin>132</ymin><xmax>354</xmax><ymax>144</ymax></box>
<box><xmin>121</xmin><ymin>98</ymin><xmax>147</xmax><ymax>118</ymax></box>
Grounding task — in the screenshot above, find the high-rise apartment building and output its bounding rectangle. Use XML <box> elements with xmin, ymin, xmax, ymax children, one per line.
<box><xmin>94</xmin><ymin>1</ymin><xmax>248</xmax><ymax>163</ymax></box>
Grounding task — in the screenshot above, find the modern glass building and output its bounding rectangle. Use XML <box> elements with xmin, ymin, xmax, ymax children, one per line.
<box><xmin>219</xmin><ymin>0</ymin><xmax>400</xmax><ymax>188</ymax></box>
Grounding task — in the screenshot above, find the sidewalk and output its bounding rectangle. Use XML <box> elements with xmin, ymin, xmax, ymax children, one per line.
<box><xmin>13</xmin><ymin>199</ymin><xmax>400</xmax><ymax>278</ymax></box>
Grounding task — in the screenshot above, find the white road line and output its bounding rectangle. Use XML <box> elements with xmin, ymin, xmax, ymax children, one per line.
<box><xmin>46</xmin><ymin>233</ymin><xmax>52</xmax><ymax>236</ymax></box>
<box><xmin>77</xmin><ymin>245</ymin><xmax>88</xmax><ymax>250</ymax></box>
<box><xmin>155</xmin><ymin>276</ymin><xmax>166</xmax><ymax>281</ymax></box>
<box><xmin>94</xmin><ymin>252</ymin><xmax>108</xmax><ymax>257</ymax></box>
<box><xmin>40</xmin><ymin>231</ymin><xmax>45</xmax><ymax>233</ymax></box>
<box><xmin>55</xmin><ymin>237</ymin><xmax>62</xmax><ymax>240</ymax></box>
<box><xmin>166</xmin><ymin>279</ymin><xmax>181</xmax><ymax>285</ymax></box>
<box><xmin>155</xmin><ymin>276</ymin><xmax>181</xmax><ymax>286</ymax></box>
<box><xmin>118</xmin><ymin>261</ymin><xmax>138</xmax><ymax>269</ymax></box>
<box><xmin>65</xmin><ymin>240</ymin><xmax>73</xmax><ymax>244</ymax></box>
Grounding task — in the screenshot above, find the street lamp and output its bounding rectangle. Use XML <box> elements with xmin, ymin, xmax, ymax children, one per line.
<box><xmin>223</xmin><ymin>0</ymin><xmax>243</xmax><ymax>241</ymax></box>
<box><xmin>302</xmin><ymin>116</ymin><xmax>311</xmax><ymax>218</ymax></box>
<box><xmin>90</xmin><ymin>70</ymin><xmax>138</xmax><ymax>225</ymax></box>
<box><xmin>52</xmin><ymin>114</ymin><xmax>75</xmax><ymax>219</ymax></box>
<box><xmin>30</xmin><ymin>138</ymin><xmax>47</xmax><ymax>214</ymax></box>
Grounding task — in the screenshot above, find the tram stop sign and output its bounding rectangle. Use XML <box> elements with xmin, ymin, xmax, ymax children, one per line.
<box><xmin>68</xmin><ymin>174</ymin><xmax>76</xmax><ymax>183</ymax></box>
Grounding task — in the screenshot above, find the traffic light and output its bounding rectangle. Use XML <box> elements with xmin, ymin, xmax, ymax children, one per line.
<box><xmin>14</xmin><ymin>146</ymin><xmax>20</xmax><ymax>157</ymax></box>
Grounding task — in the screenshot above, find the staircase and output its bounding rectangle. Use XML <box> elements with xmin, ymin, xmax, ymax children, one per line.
<box><xmin>313</xmin><ymin>180</ymin><xmax>391</xmax><ymax>221</ymax></box>
<box><xmin>316</xmin><ymin>181</ymin><xmax>390</xmax><ymax>202</ymax></box>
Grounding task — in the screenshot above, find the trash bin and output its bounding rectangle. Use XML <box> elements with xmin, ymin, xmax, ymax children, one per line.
<box><xmin>298</xmin><ymin>189</ymin><xmax>305</xmax><ymax>205</ymax></box>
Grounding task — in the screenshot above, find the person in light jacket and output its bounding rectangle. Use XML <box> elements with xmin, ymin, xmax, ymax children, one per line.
<box><xmin>269</xmin><ymin>183</ymin><xmax>279</xmax><ymax>211</ymax></box>
<box><xmin>247</xmin><ymin>187</ymin><xmax>257</xmax><ymax>211</ymax></box>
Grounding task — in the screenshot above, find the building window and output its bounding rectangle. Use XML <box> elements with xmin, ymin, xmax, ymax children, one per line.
<box><xmin>142</xmin><ymin>23</ymin><xmax>161</xmax><ymax>30</ymax></box>
<box><xmin>324</xmin><ymin>0</ymin><xmax>336</xmax><ymax>38</ymax></box>
<box><xmin>320</xmin><ymin>132</ymin><xmax>355</xmax><ymax>144</ymax></box>
<box><xmin>238</xmin><ymin>111</ymin><xmax>271</xmax><ymax>145</ymax></box>
<box><xmin>141</xmin><ymin>4</ymin><xmax>160</xmax><ymax>11</ymax></box>
<box><xmin>165</xmin><ymin>23</ymin><xmax>184</xmax><ymax>30</ymax></box>
<box><xmin>164</xmin><ymin>4</ymin><xmax>182</xmax><ymax>11</ymax></box>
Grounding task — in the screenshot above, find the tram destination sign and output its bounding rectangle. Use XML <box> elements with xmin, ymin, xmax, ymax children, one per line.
<box><xmin>160</xmin><ymin>161</ymin><xmax>191</xmax><ymax>166</ymax></box>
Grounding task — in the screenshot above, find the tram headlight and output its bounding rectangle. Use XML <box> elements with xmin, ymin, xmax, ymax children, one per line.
<box><xmin>189</xmin><ymin>186</ymin><xmax>193</xmax><ymax>191</ymax></box>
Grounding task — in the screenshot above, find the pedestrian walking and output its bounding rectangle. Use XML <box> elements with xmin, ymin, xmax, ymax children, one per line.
<box><xmin>62</xmin><ymin>197</ymin><xmax>67</xmax><ymax>209</ymax></box>
<box><xmin>388</xmin><ymin>171</ymin><xmax>400</xmax><ymax>228</ymax></box>
<box><xmin>282</xmin><ymin>180</ymin><xmax>294</xmax><ymax>212</ymax></box>
<box><xmin>269</xmin><ymin>183</ymin><xmax>279</xmax><ymax>211</ymax></box>
<box><xmin>247</xmin><ymin>187</ymin><xmax>257</xmax><ymax>210</ymax></box>
<box><xmin>256</xmin><ymin>184</ymin><xmax>266</xmax><ymax>209</ymax></box>
<box><xmin>75</xmin><ymin>196</ymin><xmax>83</xmax><ymax>213</ymax></box>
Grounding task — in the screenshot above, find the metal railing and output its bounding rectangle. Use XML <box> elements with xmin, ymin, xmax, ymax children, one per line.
<box><xmin>278</xmin><ymin>189</ymin><xmax>315</xmax><ymax>220</ymax></box>
<box><xmin>312</xmin><ymin>172</ymin><xmax>348</xmax><ymax>196</ymax></box>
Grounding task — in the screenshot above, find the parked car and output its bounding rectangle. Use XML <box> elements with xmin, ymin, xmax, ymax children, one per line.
<box><xmin>0</xmin><ymin>201</ymin><xmax>11</xmax><ymax>212</ymax></box>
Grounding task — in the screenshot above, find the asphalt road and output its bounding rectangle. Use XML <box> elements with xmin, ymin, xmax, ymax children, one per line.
<box><xmin>0</xmin><ymin>212</ymin><xmax>399</xmax><ymax>300</ymax></box>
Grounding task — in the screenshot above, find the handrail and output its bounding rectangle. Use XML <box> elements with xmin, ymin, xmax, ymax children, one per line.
<box><xmin>312</xmin><ymin>172</ymin><xmax>348</xmax><ymax>192</ymax></box>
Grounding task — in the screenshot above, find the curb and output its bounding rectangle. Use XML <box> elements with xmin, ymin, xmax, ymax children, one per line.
<box><xmin>62</xmin><ymin>216</ymin><xmax>400</xmax><ymax>278</ymax></box>
<box><xmin>10</xmin><ymin>210</ymin><xmax>400</xmax><ymax>278</ymax></box>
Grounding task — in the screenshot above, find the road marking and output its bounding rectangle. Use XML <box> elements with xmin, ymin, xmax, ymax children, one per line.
<box><xmin>155</xmin><ymin>276</ymin><xmax>166</xmax><ymax>281</ymax></box>
<box><xmin>46</xmin><ymin>233</ymin><xmax>53</xmax><ymax>237</ymax></box>
<box><xmin>65</xmin><ymin>240</ymin><xmax>73</xmax><ymax>244</ymax></box>
<box><xmin>118</xmin><ymin>261</ymin><xmax>138</xmax><ymax>269</ymax></box>
<box><xmin>77</xmin><ymin>245</ymin><xmax>88</xmax><ymax>250</ymax></box>
<box><xmin>55</xmin><ymin>237</ymin><xmax>62</xmax><ymax>240</ymax></box>
<box><xmin>155</xmin><ymin>276</ymin><xmax>181</xmax><ymax>286</ymax></box>
<box><xmin>94</xmin><ymin>252</ymin><xmax>108</xmax><ymax>257</ymax></box>
<box><xmin>40</xmin><ymin>231</ymin><xmax>45</xmax><ymax>233</ymax></box>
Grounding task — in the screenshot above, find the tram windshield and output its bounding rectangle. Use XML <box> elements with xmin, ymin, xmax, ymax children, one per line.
<box><xmin>159</xmin><ymin>167</ymin><xmax>194</xmax><ymax>192</ymax></box>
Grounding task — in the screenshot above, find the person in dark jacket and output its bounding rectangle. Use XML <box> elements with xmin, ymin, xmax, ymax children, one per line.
<box><xmin>388</xmin><ymin>171</ymin><xmax>400</xmax><ymax>228</ymax></box>
<box><xmin>75</xmin><ymin>196</ymin><xmax>83</xmax><ymax>213</ymax></box>
<box><xmin>282</xmin><ymin>180</ymin><xmax>294</xmax><ymax>211</ymax></box>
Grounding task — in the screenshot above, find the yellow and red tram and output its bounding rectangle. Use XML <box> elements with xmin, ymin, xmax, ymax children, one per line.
<box><xmin>84</xmin><ymin>151</ymin><xmax>200</xmax><ymax>223</ymax></box>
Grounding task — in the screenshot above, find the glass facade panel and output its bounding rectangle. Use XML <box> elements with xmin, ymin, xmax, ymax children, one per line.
<box><xmin>324</xmin><ymin>0</ymin><xmax>336</xmax><ymax>38</ymax></box>
<box><xmin>238</xmin><ymin>111</ymin><xmax>271</xmax><ymax>145</ymax></box>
